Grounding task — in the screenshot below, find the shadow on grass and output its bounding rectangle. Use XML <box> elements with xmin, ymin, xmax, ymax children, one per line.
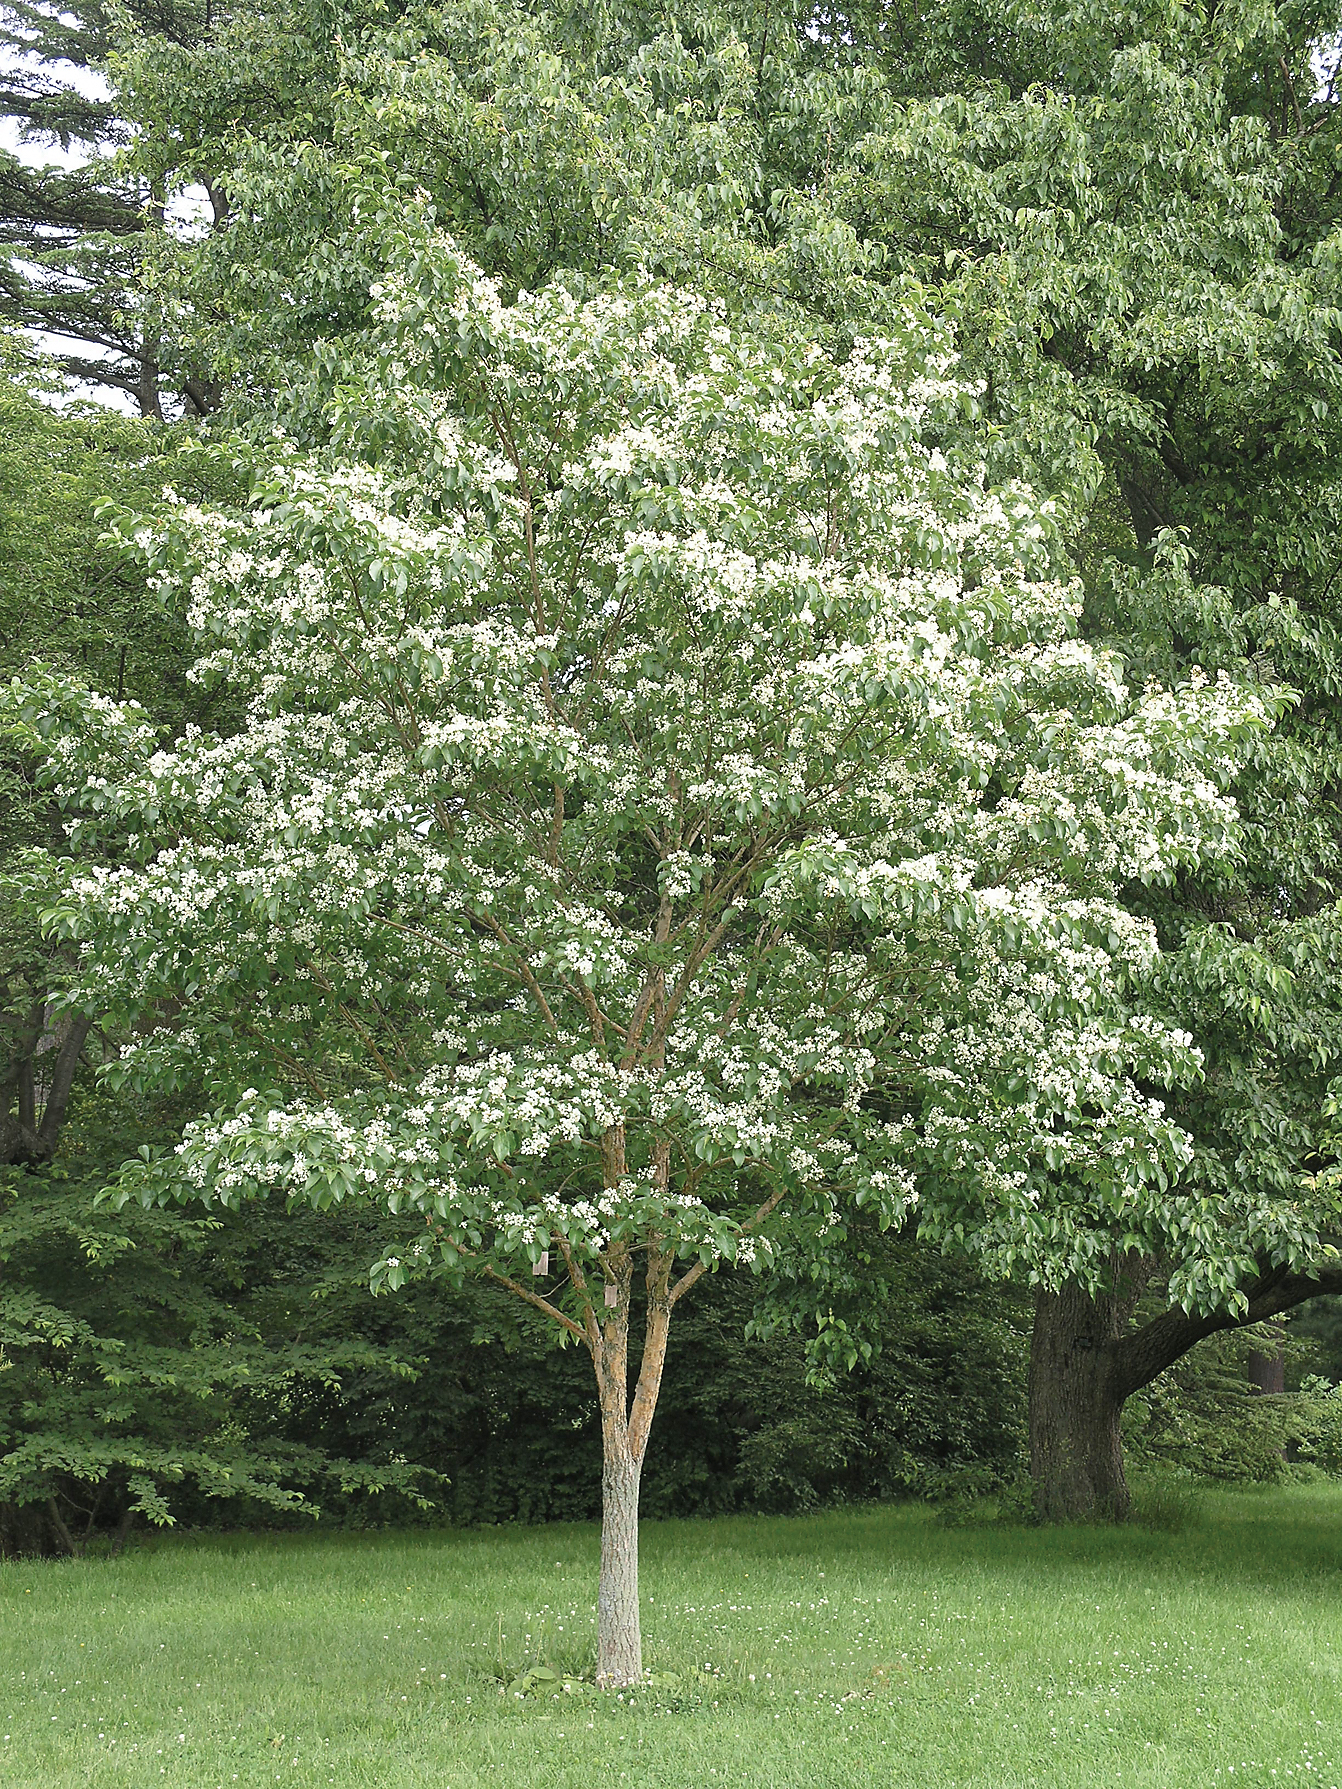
<box><xmin>81</xmin><ymin>1478</ymin><xmax>1342</xmax><ymax>1603</ymax></box>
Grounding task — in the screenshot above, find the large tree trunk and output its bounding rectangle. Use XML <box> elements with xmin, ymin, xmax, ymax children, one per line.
<box><xmin>1029</xmin><ymin>1280</ymin><xmax>1139</xmax><ymax>1522</ymax></box>
<box><xmin>1029</xmin><ymin>1265</ymin><xmax>1342</xmax><ymax>1524</ymax></box>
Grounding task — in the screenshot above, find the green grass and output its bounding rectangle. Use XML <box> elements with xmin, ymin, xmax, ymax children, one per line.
<box><xmin>3</xmin><ymin>1483</ymin><xmax>1342</xmax><ymax>1788</ymax></box>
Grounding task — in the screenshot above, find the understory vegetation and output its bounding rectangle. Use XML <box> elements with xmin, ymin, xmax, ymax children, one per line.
<box><xmin>9</xmin><ymin>1072</ymin><xmax>1340</xmax><ymax>1545</ymax></box>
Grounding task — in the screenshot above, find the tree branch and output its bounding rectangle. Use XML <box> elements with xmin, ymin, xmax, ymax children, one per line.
<box><xmin>668</xmin><ymin>1182</ymin><xmax>788</xmax><ymax>1308</ymax></box>
<box><xmin>474</xmin><ymin>909</ymin><xmax>559</xmax><ymax>1033</ymax></box>
<box><xmin>1113</xmin><ymin>1261</ymin><xmax>1342</xmax><ymax>1398</ymax></box>
<box><xmin>481</xmin><ymin>1262</ymin><xmax>587</xmax><ymax>1342</ymax></box>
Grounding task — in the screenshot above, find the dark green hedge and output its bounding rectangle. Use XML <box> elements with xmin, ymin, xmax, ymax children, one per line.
<box><xmin>271</xmin><ymin>1231</ymin><xmax>1031</xmax><ymax>1526</ymax></box>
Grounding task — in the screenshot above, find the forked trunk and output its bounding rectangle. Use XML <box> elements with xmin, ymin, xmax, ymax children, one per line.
<box><xmin>597</xmin><ymin>1442</ymin><xmax>643</xmax><ymax>1687</ymax></box>
<box><xmin>1029</xmin><ymin>1284</ymin><xmax>1132</xmax><ymax>1522</ymax></box>
<box><xmin>586</xmin><ymin>1129</ymin><xmax>677</xmax><ymax>1687</ymax></box>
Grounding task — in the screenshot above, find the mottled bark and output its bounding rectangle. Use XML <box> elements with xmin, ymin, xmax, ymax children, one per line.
<box><xmin>597</xmin><ymin>1446</ymin><xmax>643</xmax><ymax>1687</ymax></box>
<box><xmin>588</xmin><ymin>1127</ymin><xmax>677</xmax><ymax>1688</ymax></box>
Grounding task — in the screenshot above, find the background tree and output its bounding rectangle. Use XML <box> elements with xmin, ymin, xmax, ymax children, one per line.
<box><xmin>1</xmin><ymin>1077</ymin><xmax>433</xmax><ymax>1557</ymax></box>
<box><xmin>13</xmin><ymin>0</ymin><xmax>1342</xmax><ymax>1527</ymax></box>
<box><xmin>833</xmin><ymin>0</ymin><xmax>1342</xmax><ymax>1516</ymax></box>
<box><xmin>0</xmin><ymin>342</ymin><xmax>434</xmax><ymax>1550</ymax></box>
<box><xmin>0</xmin><ymin>0</ymin><xmax>220</xmax><ymax>412</ymax></box>
<box><xmin>0</xmin><ymin>339</ymin><xmax>197</xmax><ymax>1163</ymax></box>
<box><xmin>110</xmin><ymin>0</ymin><xmax>1342</xmax><ymax>1524</ymax></box>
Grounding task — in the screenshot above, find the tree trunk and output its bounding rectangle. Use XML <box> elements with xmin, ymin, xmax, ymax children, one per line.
<box><xmin>46</xmin><ymin>1495</ymin><xmax>80</xmax><ymax>1557</ymax></box>
<box><xmin>583</xmin><ymin>1125</ymin><xmax>681</xmax><ymax>1686</ymax></box>
<box><xmin>109</xmin><ymin>1506</ymin><xmax>136</xmax><ymax>1560</ymax></box>
<box><xmin>1247</xmin><ymin>1324</ymin><xmax>1286</xmax><ymax>1395</ymax></box>
<box><xmin>1029</xmin><ymin>1284</ymin><xmax>1132</xmax><ymax>1522</ymax></box>
<box><xmin>597</xmin><ymin>1443</ymin><xmax>643</xmax><ymax>1687</ymax></box>
<box><xmin>1</xmin><ymin>1015</ymin><xmax>93</xmax><ymax>1166</ymax></box>
<box><xmin>137</xmin><ymin>346</ymin><xmax>164</xmax><ymax>422</ymax></box>
<box><xmin>1030</xmin><ymin>1265</ymin><xmax>1342</xmax><ymax>1524</ymax></box>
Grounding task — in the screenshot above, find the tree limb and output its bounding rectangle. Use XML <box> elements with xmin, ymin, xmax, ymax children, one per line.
<box><xmin>1113</xmin><ymin>1261</ymin><xmax>1342</xmax><ymax>1398</ymax></box>
<box><xmin>669</xmin><ymin>1182</ymin><xmax>788</xmax><ymax>1308</ymax></box>
<box><xmin>481</xmin><ymin>1262</ymin><xmax>587</xmax><ymax>1342</ymax></box>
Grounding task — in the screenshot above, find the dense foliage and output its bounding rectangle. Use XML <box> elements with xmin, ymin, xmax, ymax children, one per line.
<box><xmin>0</xmin><ymin>1084</ymin><xmax>438</xmax><ymax>1556</ymax></box>
<box><xmin>0</xmin><ymin>353</ymin><xmax>438</xmax><ymax>1548</ymax></box>
<box><xmin>5</xmin><ymin>0</ymin><xmax>1342</xmax><ymax>1601</ymax></box>
<box><xmin>90</xmin><ymin>0</ymin><xmax>1342</xmax><ymax>1459</ymax></box>
<box><xmin>298</xmin><ymin>1237</ymin><xmax>1030</xmax><ymax>1526</ymax></box>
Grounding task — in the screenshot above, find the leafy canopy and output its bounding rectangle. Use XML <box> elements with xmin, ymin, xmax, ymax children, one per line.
<box><xmin>12</xmin><ymin>221</ymin><xmax>1277</xmax><ymax>1323</ymax></box>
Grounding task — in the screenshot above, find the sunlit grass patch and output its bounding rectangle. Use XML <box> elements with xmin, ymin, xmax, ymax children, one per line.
<box><xmin>2</xmin><ymin>1482</ymin><xmax>1341</xmax><ymax>1787</ymax></box>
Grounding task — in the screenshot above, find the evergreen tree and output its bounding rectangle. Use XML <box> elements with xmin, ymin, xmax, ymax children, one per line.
<box><xmin>0</xmin><ymin>0</ymin><xmax>219</xmax><ymax>412</ymax></box>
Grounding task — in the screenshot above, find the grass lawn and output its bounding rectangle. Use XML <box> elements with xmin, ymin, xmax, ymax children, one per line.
<box><xmin>2</xmin><ymin>1482</ymin><xmax>1341</xmax><ymax>1788</ymax></box>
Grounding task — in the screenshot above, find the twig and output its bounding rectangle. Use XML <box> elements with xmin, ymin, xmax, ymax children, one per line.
<box><xmin>669</xmin><ymin>1183</ymin><xmax>788</xmax><ymax>1308</ymax></box>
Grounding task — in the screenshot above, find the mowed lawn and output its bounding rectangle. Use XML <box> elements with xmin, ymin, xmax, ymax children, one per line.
<box><xmin>2</xmin><ymin>1485</ymin><xmax>1341</xmax><ymax>1789</ymax></box>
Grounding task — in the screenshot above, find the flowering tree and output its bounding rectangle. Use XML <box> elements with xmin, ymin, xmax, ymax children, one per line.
<box><xmin>24</xmin><ymin>231</ymin><xmax>1269</xmax><ymax>1680</ymax></box>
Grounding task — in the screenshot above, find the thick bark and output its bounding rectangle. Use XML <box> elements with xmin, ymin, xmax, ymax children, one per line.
<box><xmin>181</xmin><ymin>374</ymin><xmax>220</xmax><ymax>418</ymax></box>
<box><xmin>1247</xmin><ymin>1325</ymin><xmax>1288</xmax><ymax>1460</ymax></box>
<box><xmin>1118</xmin><ymin>473</ymin><xmax>1171</xmax><ymax>548</ymax></box>
<box><xmin>1030</xmin><ymin>1262</ymin><xmax>1342</xmax><ymax>1522</ymax></box>
<box><xmin>1111</xmin><ymin>1263</ymin><xmax>1342</xmax><ymax>1389</ymax></box>
<box><xmin>1029</xmin><ymin>1282</ymin><xmax>1136</xmax><ymax>1521</ymax></box>
<box><xmin>137</xmin><ymin>347</ymin><xmax>163</xmax><ymax>422</ymax></box>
